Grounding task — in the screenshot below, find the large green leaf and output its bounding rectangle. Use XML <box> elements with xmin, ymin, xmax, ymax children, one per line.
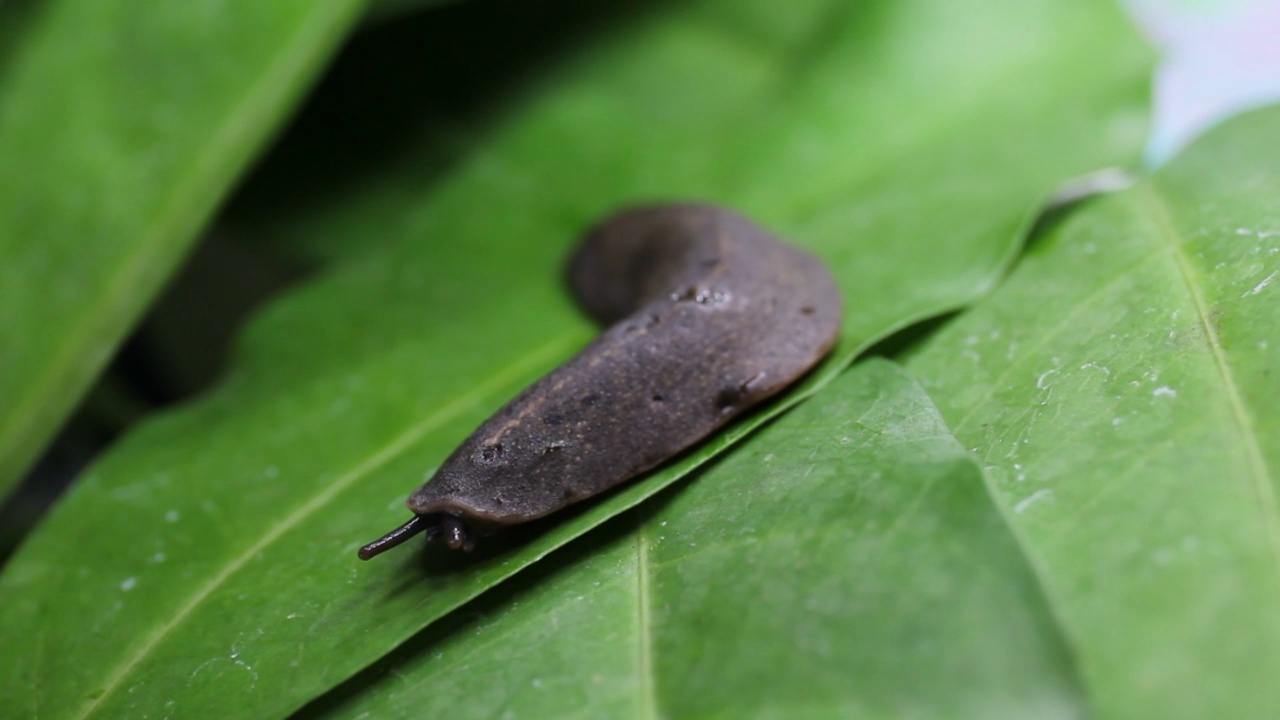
<box><xmin>300</xmin><ymin>359</ymin><xmax>1087</xmax><ymax>720</ymax></box>
<box><xmin>0</xmin><ymin>1</ymin><xmax>1151</xmax><ymax>718</ymax></box>
<box><xmin>906</xmin><ymin>105</ymin><xmax>1280</xmax><ymax>719</ymax></box>
<box><xmin>0</xmin><ymin>0</ymin><xmax>367</xmax><ymax>498</ymax></box>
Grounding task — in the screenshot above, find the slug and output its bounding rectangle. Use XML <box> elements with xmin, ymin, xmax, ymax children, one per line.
<box><xmin>358</xmin><ymin>203</ymin><xmax>841</xmax><ymax>559</ymax></box>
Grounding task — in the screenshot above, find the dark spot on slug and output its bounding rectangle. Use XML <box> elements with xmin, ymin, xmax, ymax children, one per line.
<box><xmin>715</xmin><ymin>372</ymin><xmax>769</xmax><ymax>414</ymax></box>
<box><xmin>358</xmin><ymin>203</ymin><xmax>842</xmax><ymax>559</ymax></box>
<box><xmin>475</xmin><ymin>443</ymin><xmax>504</xmax><ymax>464</ymax></box>
<box><xmin>714</xmin><ymin>387</ymin><xmax>742</xmax><ymax>413</ymax></box>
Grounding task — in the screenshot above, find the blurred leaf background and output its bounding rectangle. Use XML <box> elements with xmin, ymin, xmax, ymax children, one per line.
<box><xmin>1</xmin><ymin>0</ymin><xmax>1278</xmax><ymax>718</ymax></box>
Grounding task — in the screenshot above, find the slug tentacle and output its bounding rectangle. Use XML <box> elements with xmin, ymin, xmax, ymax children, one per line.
<box><xmin>357</xmin><ymin>515</ymin><xmax>430</xmax><ymax>560</ymax></box>
<box><xmin>359</xmin><ymin>204</ymin><xmax>841</xmax><ymax>559</ymax></box>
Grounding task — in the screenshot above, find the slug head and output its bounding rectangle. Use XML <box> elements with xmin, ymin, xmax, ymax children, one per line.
<box><xmin>357</xmin><ymin>513</ymin><xmax>474</xmax><ymax>560</ymax></box>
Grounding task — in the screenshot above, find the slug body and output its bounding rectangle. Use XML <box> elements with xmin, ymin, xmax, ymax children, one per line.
<box><xmin>359</xmin><ymin>204</ymin><xmax>841</xmax><ymax>559</ymax></box>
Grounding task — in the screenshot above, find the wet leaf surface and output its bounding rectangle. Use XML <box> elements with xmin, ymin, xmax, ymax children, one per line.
<box><xmin>908</xmin><ymin>106</ymin><xmax>1280</xmax><ymax>720</ymax></box>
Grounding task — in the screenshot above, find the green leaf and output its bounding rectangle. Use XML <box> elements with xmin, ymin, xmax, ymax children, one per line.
<box><xmin>0</xmin><ymin>1</ymin><xmax>1151</xmax><ymax>718</ymax></box>
<box><xmin>0</xmin><ymin>0</ymin><xmax>367</xmax><ymax>498</ymax></box>
<box><xmin>906</xmin><ymin>105</ymin><xmax>1280</xmax><ymax>719</ymax></box>
<box><xmin>300</xmin><ymin>359</ymin><xmax>1088</xmax><ymax>720</ymax></box>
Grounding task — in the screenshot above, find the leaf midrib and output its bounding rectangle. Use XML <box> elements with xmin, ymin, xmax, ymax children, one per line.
<box><xmin>635</xmin><ymin>526</ymin><xmax>658</xmax><ymax>720</ymax></box>
<box><xmin>936</xmin><ymin>181</ymin><xmax>1280</xmax><ymax>717</ymax></box>
<box><xmin>1137</xmin><ymin>183</ymin><xmax>1280</xmax><ymax>571</ymax></box>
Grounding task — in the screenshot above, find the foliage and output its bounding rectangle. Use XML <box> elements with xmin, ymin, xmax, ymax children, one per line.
<box><xmin>6</xmin><ymin>1</ymin><xmax>1272</xmax><ymax>719</ymax></box>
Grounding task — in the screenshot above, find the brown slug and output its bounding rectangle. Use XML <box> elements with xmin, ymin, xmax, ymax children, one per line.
<box><xmin>358</xmin><ymin>203</ymin><xmax>842</xmax><ymax>559</ymax></box>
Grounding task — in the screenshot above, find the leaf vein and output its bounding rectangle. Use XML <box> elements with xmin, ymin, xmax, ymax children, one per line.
<box><xmin>635</xmin><ymin>526</ymin><xmax>658</xmax><ymax>720</ymax></box>
<box><xmin>1138</xmin><ymin>184</ymin><xmax>1280</xmax><ymax>573</ymax></box>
